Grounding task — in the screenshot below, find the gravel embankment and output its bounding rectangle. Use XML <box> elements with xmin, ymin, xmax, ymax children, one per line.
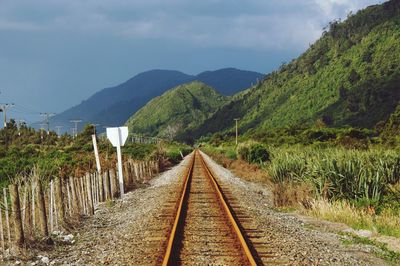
<box><xmin>34</xmin><ymin>154</ymin><xmax>193</xmax><ymax>266</ymax></box>
<box><xmin>15</xmin><ymin>150</ymin><xmax>388</xmax><ymax>266</ymax></box>
<box><xmin>200</xmin><ymin>150</ymin><xmax>387</xmax><ymax>266</ymax></box>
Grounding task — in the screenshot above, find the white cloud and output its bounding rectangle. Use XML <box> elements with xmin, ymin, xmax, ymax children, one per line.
<box><xmin>0</xmin><ymin>20</ymin><xmax>43</xmax><ymax>31</ymax></box>
<box><xmin>0</xmin><ymin>0</ymin><xmax>382</xmax><ymax>50</ymax></box>
<box><xmin>312</xmin><ymin>0</ymin><xmax>382</xmax><ymax>18</ymax></box>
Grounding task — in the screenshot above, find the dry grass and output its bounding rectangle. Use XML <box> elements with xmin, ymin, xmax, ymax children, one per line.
<box><xmin>206</xmin><ymin>152</ymin><xmax>270</xmax><ymax>183</ymax></box>
<box><xmin>273</xmin><ymin>181</ymin><xmax>314</xmax><ymax>208</ymax></box>
<box><xmin>303</xmin><ymin>199</ymin><xmax>400</xmax><ymax>238</ymax></box>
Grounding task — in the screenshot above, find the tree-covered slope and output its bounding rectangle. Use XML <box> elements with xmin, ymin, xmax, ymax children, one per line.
<box><xmin>191</xmin><ymin>0</ymin><xmax>400</xmax><ymax>138</ymax></box>
<box><xmin>52</xmin><ymin>70</ymin><xmax>193</xmax><ymax>128</ymax></box>
<box><xmin>51</xmin><ymin>68</ymin><xmax>262</xmax><ymax>132</ymax></box>
<box><xmin>126</xmin><ymin>81</ymin><xmax>227</xmax><ymax>139</ymax></box>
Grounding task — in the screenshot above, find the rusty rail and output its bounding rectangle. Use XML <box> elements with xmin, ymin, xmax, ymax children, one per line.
<box><xmin>161</xmin><ymin>150</ymin><xmax>257</xmax><ymax>265</ymax></box>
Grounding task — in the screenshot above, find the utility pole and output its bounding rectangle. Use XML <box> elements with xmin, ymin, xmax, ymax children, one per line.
<box><xmin>70</xmin><ymin>119</ymin><xmax>82</xmax><ymax>138</ymax></box>
<box><xmin>39</xmin><ymin>123</ymin><xmax>46</xmax><ymax>140</ymax></box>
<box><xmin>70</xmin><ymin>128</ymin><xmax>76</xmax><ymax>138</ymax></box>
<box><xmin>55</xmin><ymin>126</ymin><xmax>63</xmax><ymax>138</ymax></box>
<box><xmin>40</xmin><ymin>112</ymin><xmax>56</xmax><ymax>134</ymax></box>
<box><xmin>16</xmin><ymin>119</ymin><xmax>25</xmax><ymax>136</ymax></box>
<box><xmin>234</xmin><ymin>118</ymin><xmax>240</xmax><ymax>146</ymax></box>
<box><xmin>90</xmin><ymin>123</ymin><xmax>100</xmax><ymax>135</ymax></box>
<box><xmin>0</xmin><ymin>103</ymin><xmax>15</xmax><ymax>128</ymax></box>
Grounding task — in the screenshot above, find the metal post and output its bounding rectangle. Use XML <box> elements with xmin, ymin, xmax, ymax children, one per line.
<box><xmin>116</xmin><ymin>145</ymin><xmax>124</xmax><ymax>198</ymax></box>
<box><xmin>234</xmin><ymin>118</ymin><xmax>240</xmax><ymax>145</ymax></box>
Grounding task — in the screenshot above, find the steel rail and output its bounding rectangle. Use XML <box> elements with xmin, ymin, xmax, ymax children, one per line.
<box><xmin>161</xmin><ymin>150</ymin><xmax>257</xmax><ymax>266</ymax></box>
<box><xmin>198</xmin><ymin>151</ymin><xmax>257</xmax><ymax>266</ymax></box>
<box><xmin>161</xmin><ymin>152</ymin><xmax>195</xmax><ymax>266</ymax></box>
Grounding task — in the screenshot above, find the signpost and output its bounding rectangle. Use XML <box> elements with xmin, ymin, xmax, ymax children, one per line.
<box><xmin>106</xmin><ymin>127</ymin><xmax>129</xmax><ymax>198</ymax></box>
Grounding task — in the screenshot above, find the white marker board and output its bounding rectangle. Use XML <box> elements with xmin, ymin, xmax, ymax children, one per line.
<box><xmin>106</xmin><ymin>126</ymin><xmax>129</xmax><ymax>198</ymax></box>
<box><xmin>106</xmin><ymin>127</ymin><xmax>128</xmax><ymax>147</ymax></box>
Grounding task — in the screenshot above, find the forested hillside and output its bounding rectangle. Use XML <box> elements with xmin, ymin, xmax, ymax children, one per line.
<box><xmin>126</xmin><ymin>81</ymin><xmax>227</xmax><ymax>141</ymax></box>
<box><xmin>51</xmin><ymin>68</ymin><xmax>262</xmax><ymax>132</ymax></box>
<box><xmin>190</xmin><ymin>0</ymin><xmax>400</xmax><ymax>138</ymax></box>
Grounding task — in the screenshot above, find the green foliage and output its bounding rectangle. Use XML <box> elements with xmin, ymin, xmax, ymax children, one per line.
<box><xmin>190</xmin><ymin>1</ymin><xmax>400</xmax><ymax>139</ymax></box>
<box><xmin>161</xmin><ymin>142</ymin><xmax>193</xmax><ymax>164</ymax></box>
<box><xmin>237</xmin><ymin>142</ymin><xmax>270</xmax><ymax>164</ymax></box>
<box><xmin>126</xmin><ymin>81</ymin><xmax>228</xmax><ymax>140</ymax></box>
<box><xmin>123</xmin><ymin>143</ymin><xmax>157</xmax><ymax>160</ymax></box>
<box><xmin>268</xmin><ymin>146</ymin><xmax>400</xmax><ymax>204</ymax></box>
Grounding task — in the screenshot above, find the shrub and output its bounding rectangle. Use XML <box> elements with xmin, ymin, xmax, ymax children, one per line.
<box><xmin>237</xmin><ymin>143</ymin><xmax>250</xmax><ymax>161</ymax></box>
<box><xmin>248</xmin><ymin>144</ymin><xmax>270</xmax><ymax>163</ymax></box>
<box><xmin>237</xmin><ymin>142</ymin><xmax>270</xmax><ymax>164</ymax></box>
<box><xmin>225</xmin><ymin>149</ymin><xmax>237</xmax><ymax>160</ymax></box>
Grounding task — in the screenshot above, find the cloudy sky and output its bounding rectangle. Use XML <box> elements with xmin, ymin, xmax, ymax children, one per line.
<box><xmin>0</xmin><ymin>0</ymin><xmax>382</xmax><ymax>123</ymax></box>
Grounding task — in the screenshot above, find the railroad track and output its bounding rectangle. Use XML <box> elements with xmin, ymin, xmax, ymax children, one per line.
<box><xmin>160</xmin><ymin>150</ymin><xmax>260</xmax><ymax>265</ymax></box>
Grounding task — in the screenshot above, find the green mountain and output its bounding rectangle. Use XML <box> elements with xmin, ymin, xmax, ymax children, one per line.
<box><xmin>51</xmin><ymin>68</ymin><xmax>262</xmax><ymax>133</ymax></box>
<box><xmin>190</xmin><ymin>0</ymin><xmax>400</xmax><ymax>139</ymax></box>
<box><xmin>126</xmin><ymin>81</ymin><xmax>227</xmax><ymax>140</ymax></box>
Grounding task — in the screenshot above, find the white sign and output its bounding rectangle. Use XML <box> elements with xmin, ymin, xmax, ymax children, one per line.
<box><xmin>106</xmin><ymin>127</ymin><xmax>128</xmax><ymax>147</ymax></box>
<box><xmin>106</xmin><ymin>126</ymin><xmax>129</xmax><ymax>198</ymax></box>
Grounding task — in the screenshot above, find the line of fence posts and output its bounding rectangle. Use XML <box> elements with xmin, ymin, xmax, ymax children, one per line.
<box><xmin>0</xmin><ymin>158</ymin><xmax>161</xmax><ymax>256</ymax></box>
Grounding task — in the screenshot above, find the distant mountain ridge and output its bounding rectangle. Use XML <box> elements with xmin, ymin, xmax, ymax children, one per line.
<box><xmin>50</xmin><ymin>68</ymin><xmax>263</xmax><ymax>132</ymax></box>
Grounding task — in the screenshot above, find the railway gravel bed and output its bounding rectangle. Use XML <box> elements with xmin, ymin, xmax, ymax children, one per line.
<box><xmin>36</xmin><ymin>154</ymin><xmax>193</xmax><ymax>266</ymax></box>
<box><xmin>17</xmin><ymin>150</ymin><xmax>389</xmax><ymax>265</ymax></box>
<box><xmin>200</xmin><ymin>150</ymin><xmax>387</xmax><ymax>265</ymax></box>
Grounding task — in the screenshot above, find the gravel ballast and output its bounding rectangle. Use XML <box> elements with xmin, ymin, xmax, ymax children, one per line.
<box><xmin>17</xmin><ymin>151</ymin><xmax>389</xmax><ymax>265</ymax></box>
<box><xmin>200</xmin><ymin>150</ymin><xmax>387</xmax><ymax>266</ymax></box>
<box><xmin>40</xmin><ymin>154</ymin><xmax>193</xmax><ymax>265</ymax></box>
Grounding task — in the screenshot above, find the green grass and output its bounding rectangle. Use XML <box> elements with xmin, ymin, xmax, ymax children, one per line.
<box><xmin>305</xmin><ymin>199</ymin><xmax>400</xmax><ymax>238</ymax></box>
<box><xmin>341</xmin><ymin>233</ymin><xmax>400</xmax><ymax>263</ymax></box>
<box><xmin>267</xmin><ymin>146</ymin><xmax>400</xmax><ymax>204</ymax></box>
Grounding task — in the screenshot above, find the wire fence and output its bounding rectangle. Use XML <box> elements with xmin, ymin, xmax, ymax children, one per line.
<box><xmin>0</xmin><ymin>158</ymin><xmax>161</xmax><ymax>257</ymax></box>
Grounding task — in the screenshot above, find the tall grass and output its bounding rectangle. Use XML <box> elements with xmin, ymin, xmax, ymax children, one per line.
<box><xmin>268</xmin><ymin>146</ymin><xmax>400</xmax><ymax>204</ymax></box>
<box><xmin>304</xmin><ymin>199</ymin><xmax>400</xmax><ymax>238</ymax></box>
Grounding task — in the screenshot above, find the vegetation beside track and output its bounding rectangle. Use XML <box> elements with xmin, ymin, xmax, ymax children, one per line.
<box><xmin>199</xmin><ymin>126</ymin><xmax>400</xmax><ymax>239</ymax></box>
<box><xmin>0</xmin><ymin>120</ymin><xmax>192</xmax><ymax>187</ymax></box>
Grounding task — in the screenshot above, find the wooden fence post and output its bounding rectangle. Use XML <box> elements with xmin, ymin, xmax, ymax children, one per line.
<box><xmin>69</xmin><ymin>177</ymin><xmax>80</xmax><ymax>216</ymax></box>
<box><xmin>79</xmin><ymin>178</ymin><xmax>86</xmax><ymax>215</ymax></box>
<box><xmin>21</xmin><ymin>184</ymin><xmax>27</xmax><ymax>232</ymax></box>
<box><xmin>103</xmin><ymin>171</ymin><xmax>109</xmax><ymax>201</ymax></box>
<box><xmin>49</xmin><ymin>180</ymin><xmax>54</xmax><ymax>233</ymax></box>
<box><xmin>25</xmin><ymin>188</ymin><xmax>32</xmax><ymax>239</ymax></box>
<box><xmin>37</xmin><ymin>178</ymin><xmax>49</xmax><ymax>238</ymax></box>
<box><xmin>133</xmin><ymin>163</ymin><xmax>139</xmax><ymax>183</ymax></box>
<box><xmin>55</xmin><ymin>176</ymin><xmax>65</xmax><ymax>225</ymax></box>
<box><xmin>99</xmin><ymin>171</ymin><xmax>104</xmax><ymax>202</ymax></box>
<box><xmin>9</xmin><ymin>183</ymin><xmax>24</xmax><ymax>246</ymax></box>
<box><xmin>109</xmin><ymin>169</ymin><xmax>116</xmax><ymax>200</ymax></box>
<box><xmin>86</xmin><ymin>174</ymin><xmax>94</xmax><ymax>215</ymax></box>
<box><xmin>31</xmin><ymin>180</ymin><xmax>36</xmax><ymax>230</ymax></box>
<box><xmin>0</xmin><ymin>206</ymin><xmax>4</xmax><ymax>255</ymax></box>
<box><xmin>66</xmin><ymin>179</ymin><xmax>72</xmax><ymax>217</ymax></box>
<box><xmin>3</xmin><ymin>188</ymin><xmax>11</xmax><ymax>246</ymax></box>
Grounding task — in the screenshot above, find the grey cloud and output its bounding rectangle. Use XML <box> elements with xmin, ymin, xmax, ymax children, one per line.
<box><xmin>0</xmin><ymin>0</ymin><xmax>382</xmax><ymax>50</ymax></box>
